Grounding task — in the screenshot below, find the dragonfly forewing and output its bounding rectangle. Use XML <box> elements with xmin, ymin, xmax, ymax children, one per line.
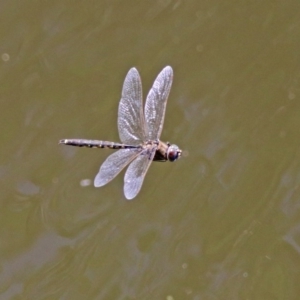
<box><xmin>118</xmin><ymin>68</ymin><xmax>146</xmax><ymax>145</ymax></box>
<box><xmin>144</xmin><ymin>66</ymin><xmax>173</xmax><ymax>140</ymax></box>
<box><xmin>94</xmin><ymin>148</ymin><xmax>141</xmax><ymax>187</ymax></box>
<box><xmin>124</xmin><ymin>146</ymin><xmax>157</xmax><ymax>200</ymax></box>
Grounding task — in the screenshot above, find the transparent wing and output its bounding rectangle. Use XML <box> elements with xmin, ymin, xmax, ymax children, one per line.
<box><xmin>123</xmin><ymin>146</ymin><xmax>157</xmax><ymax>200</ymax></box>
<box><xmin>118</xmin><ymin>68</ymin><xmax>146</xmax><ymax>145</ymax></box>
<box><xmin>94</xmin><ymin>148</ymin><xmax>141</xmax><ymax>187</ymax></box>
<box><xmin>144</xmin><ymin>66</ymin><xmax>173</xmax><ymax>140</ymax></box>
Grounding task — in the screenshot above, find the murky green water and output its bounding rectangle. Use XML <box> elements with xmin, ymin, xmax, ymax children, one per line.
<box><xmin>1</xmin><ymin>0</ymin><xmax>300</xmax><ymax>299</ymax></box>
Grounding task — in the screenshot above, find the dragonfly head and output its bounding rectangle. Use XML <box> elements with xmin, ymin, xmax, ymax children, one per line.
<box><xmin>167</xmin><ymin>144</ymin><xmax>182</xmax><ymax>162</ymax></box>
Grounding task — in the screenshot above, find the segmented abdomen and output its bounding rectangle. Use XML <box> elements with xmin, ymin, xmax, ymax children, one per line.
<box><xmin>59</xmin><ymin>139</ymin><xmax>137</xmax><ymax>149</ymax></box>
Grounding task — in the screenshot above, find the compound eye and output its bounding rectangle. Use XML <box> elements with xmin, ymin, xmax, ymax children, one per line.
<box><xmin>167</xmin><ymin>144</ymin><xmax>182</xmax><ymax>162</ymax></box>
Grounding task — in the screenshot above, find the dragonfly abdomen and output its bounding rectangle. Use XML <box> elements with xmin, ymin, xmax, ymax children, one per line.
<box><xmin>59</xmin><ymin>139</ymin><xmax>138</xmax><ymax>149</ymax></box>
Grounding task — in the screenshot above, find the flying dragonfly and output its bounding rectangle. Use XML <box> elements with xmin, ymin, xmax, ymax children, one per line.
<box><xmin>59</xmin><ymin>66</ymin><xmax>181</xmax><ymax>200</ymax></box>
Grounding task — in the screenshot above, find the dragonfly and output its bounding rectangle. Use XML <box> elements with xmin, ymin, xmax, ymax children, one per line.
<box><xmin>59</xmin><ymin>66</ymin><xmax>181</xmax><ymax>200</ymax></box>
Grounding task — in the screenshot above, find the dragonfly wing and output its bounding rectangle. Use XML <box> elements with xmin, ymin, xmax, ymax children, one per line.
<box><xmin>94</xmin><ymin>148</ymin><xmax>141</xmax><ymax>187</ymax></box>
<box><xmin>118</xmin><ymin>68</ymin><xmax>146</xmax><ymax>145</ymax></box>
<box><xmin>144</xmin><ymin>66</ymin><xmax>173</xmax><ymax>140</ymax></box>
<box><xmin>123</xmin><ymin>146</ymin><xmax>156</xmax><ymax>200</ymax></box>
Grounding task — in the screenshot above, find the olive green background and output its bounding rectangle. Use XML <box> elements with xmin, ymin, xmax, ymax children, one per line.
<box><xmin>1</xmin><ymin>1</ymin><xmax>300</xmax><ymax>299</ymax></box>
